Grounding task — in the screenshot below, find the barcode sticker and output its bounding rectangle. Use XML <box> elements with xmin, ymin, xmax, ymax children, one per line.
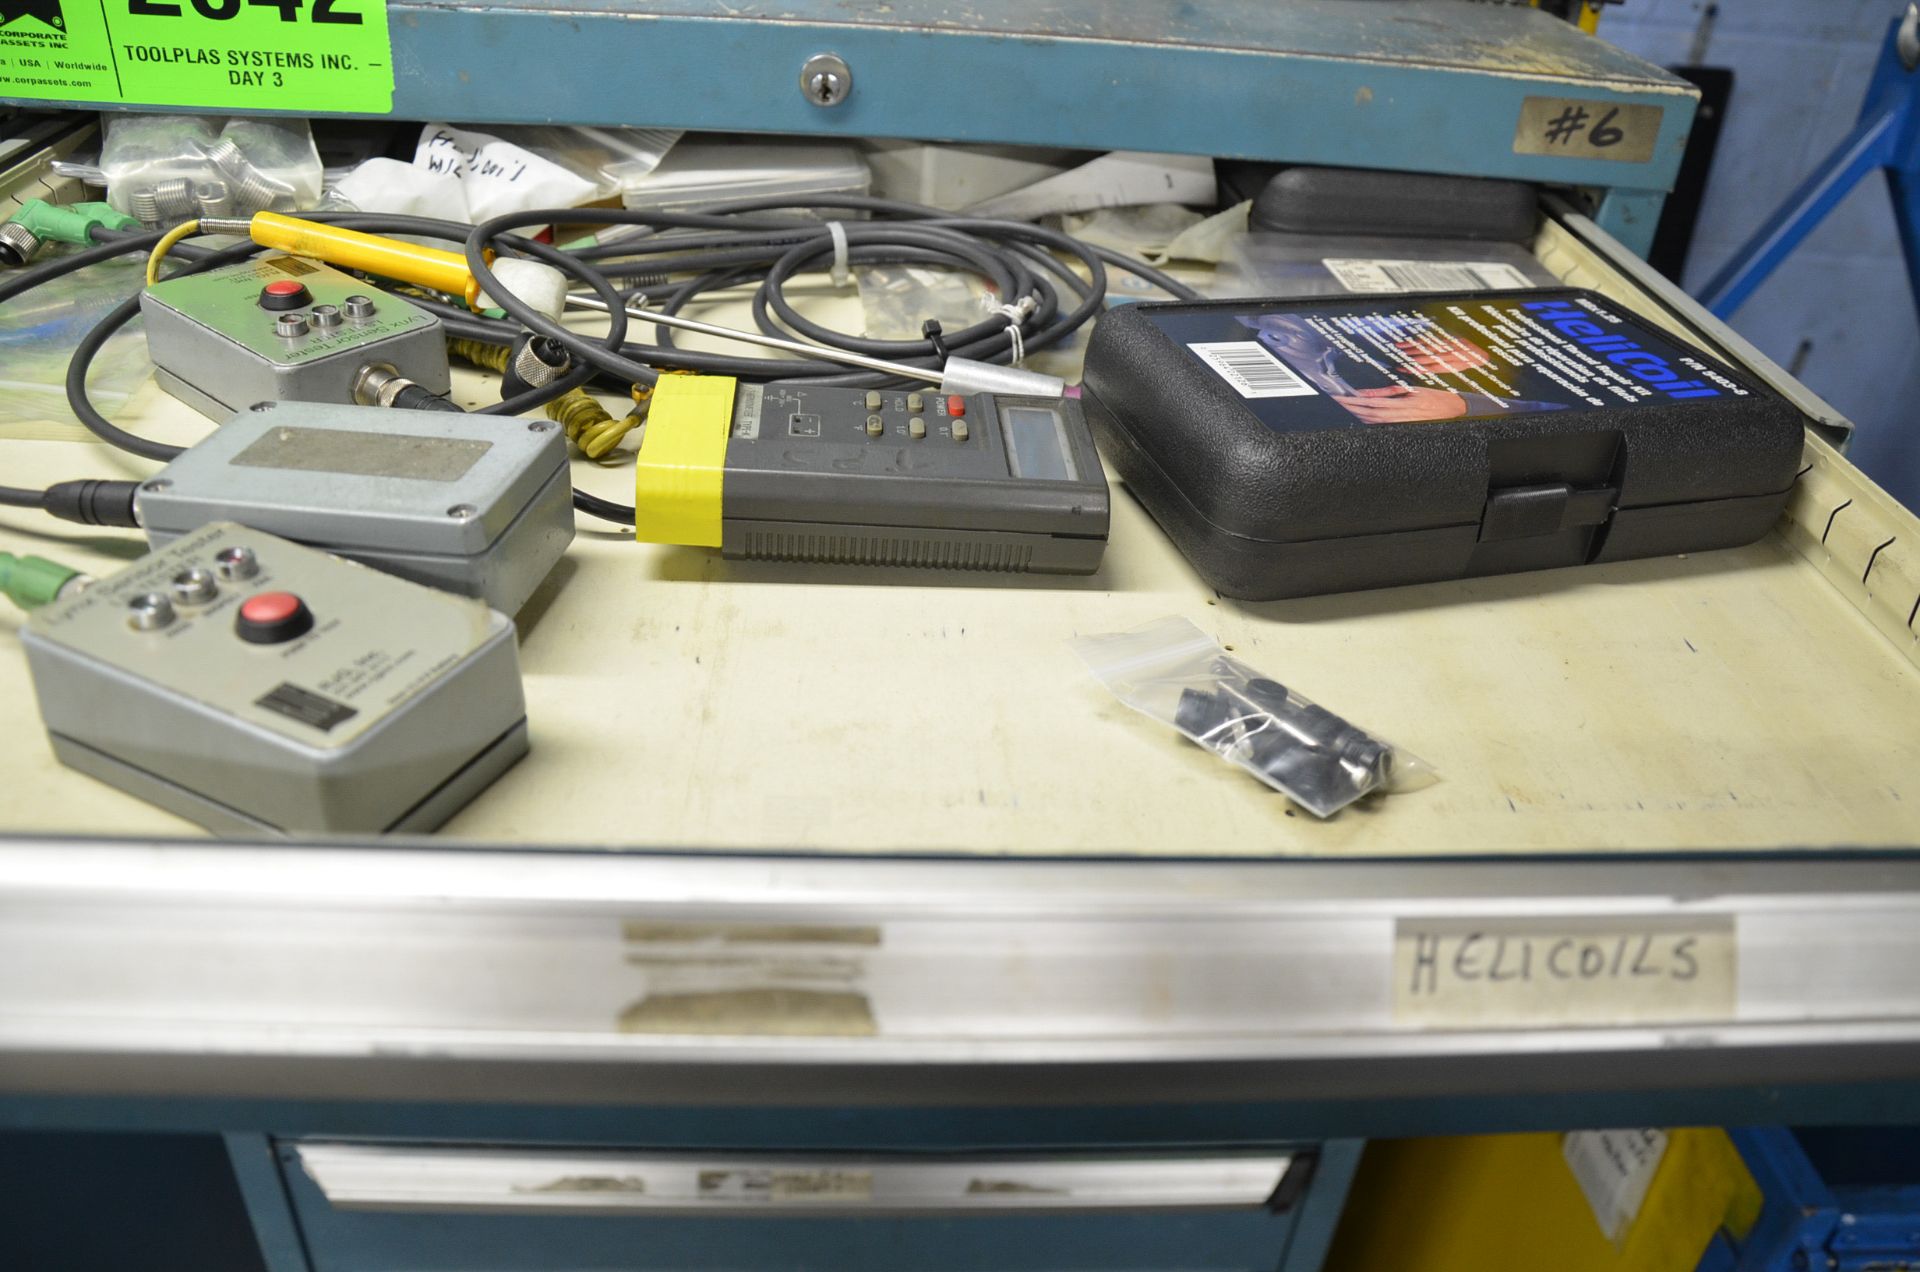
<box><xmin>1186</xmin><ymin>341</ymin><xmax>1319</xmax><ymax>399</ymax></box>
<box><xmin>1322</xmin><ymin>258</ymin><xmax>1537</xmax><ymax>294</ymax></box>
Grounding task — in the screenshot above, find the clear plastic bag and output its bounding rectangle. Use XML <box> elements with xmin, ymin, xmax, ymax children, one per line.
<box><xmin>0</xmin><ymin>251</ymin><xmax>150</xmax><ymax>432</ymax></box>
<box><xmin>855</xmin><ymin>264</ymin><xmax>994</xmax><ymax>341</ymax></box>
<box><xmin>1209</xmin><ymin>232</ymin><xmax>1557</xmax><ymax>300</ymax></box>
<box><xmin>1071</xmin><ymin>616</ymin><xmax>1433</xmax><ymax>817</ymax></box>
<box><xmin>486</xmin><ymin>125</ymin><xmax>681</xmax><ymax>197</ymax></box>
<box><xmin>99</xmin><ymin>114</ymin><xmax>323</xmax><ymax>225</ymax></box>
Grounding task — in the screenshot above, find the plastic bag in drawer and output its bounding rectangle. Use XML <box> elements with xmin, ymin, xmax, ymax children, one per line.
<box><xmin>1073</xmin><ymin>616</ymin><xmax>1433</xmax><ymax>817</ymax></box>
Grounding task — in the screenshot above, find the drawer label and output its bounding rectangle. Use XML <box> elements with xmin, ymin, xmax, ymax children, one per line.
<box><xmin>1513</xmin><ymin>97</ymin><xmax>1663</xmax><ymax>163</ymax></box>
<box><xmin>1392</xmin><ymin>916</ymin><xmax>1736</xmax><ymax>1028</ymax></box>
<box><xmin>697</xmin><ymin>1168</ymin><xmax>874</xmax><ymax>1203</ymax></box>
<box><xmin>0</xmin><ymin>0</ymin><xmax>393</xmax><ymax>112</ymax></box>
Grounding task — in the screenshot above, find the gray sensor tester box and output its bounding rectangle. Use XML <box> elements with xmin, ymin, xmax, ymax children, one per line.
<box><xmin>1082</xmin><ymin>289</ymin><xmax>1805</xmax><ymax>600</ymax></box>
<box><xmin>22</xmin><ymin>522</ymin><xmax>527</xmax><ymax>837</ymax></box>
<box><xmin>138</xmin><ymin>402</ymin><xmax>575</xmax><ymax>615</ymax></box>
<box><xmin>140</xmin><ymin>255</ymin><xmax>450</xmax><ymax>419</ymax></box>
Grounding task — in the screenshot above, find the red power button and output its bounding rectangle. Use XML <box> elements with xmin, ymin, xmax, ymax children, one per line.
<box><xmin>945</xmin><ymin>394</ymin><xmax>967</xmax><ymax>417</ymax></box>
<box><xmin>237</xmin><ymin>591</ymin><xmax>314</xmax><ymax>644</ymax></box>
<box><xmin>258</xmin><ymin>279</ymin><xmax>311</xmax><ymax>311</ymax></box>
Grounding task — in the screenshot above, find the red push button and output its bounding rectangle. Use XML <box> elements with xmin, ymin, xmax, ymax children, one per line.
<box><xmin>946</xmin><ymin>394</ymin><xmax>967</xmax><ymax>417</ymax></box>
<box><xmin>237</xmin><ymin>591</ymin><xmax>313</xmax><ymax>644</ymax></box>
<box><xmin>258</xmin><ymin>279</ymin><xmax>311</xmax><ymax>311</ymax></box>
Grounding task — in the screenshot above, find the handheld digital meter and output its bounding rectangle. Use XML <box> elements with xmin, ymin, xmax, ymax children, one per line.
<box><xmin>633</xmin><ymin>377</ymin><xmax>1109</xmax><ymax>574</ymax></box>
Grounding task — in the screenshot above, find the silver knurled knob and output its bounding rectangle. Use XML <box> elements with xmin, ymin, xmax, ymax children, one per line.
<box><xmin>171</xmin><ymin>567</ymin><xmax>219</xmax><ymax>605</ymax></box>
<box><xmin>0</xmin><ymin>221</ymin><xmax>41</xmax><ymax>266</ymax></box>
<box><xmin>126</xmin><ymin>592</ymin><xmax>175</xmax><ymax>631</ymax></box>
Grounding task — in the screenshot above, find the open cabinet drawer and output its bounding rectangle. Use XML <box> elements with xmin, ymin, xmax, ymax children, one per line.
<box><xmin>0</xmin><ymin>154</ymin><xmax>1919</xmax><ymax>1161</ymax></box>
<box><xmin>0</xmin><ymin>158</ymin><xmax>1912</xmax><ymax>855</ymax></box>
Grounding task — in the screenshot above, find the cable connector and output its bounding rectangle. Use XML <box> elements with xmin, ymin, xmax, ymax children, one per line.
<box><xmin>0</xmin><ymin>200</ymin><xmax>140</xmax><ymax>266</ymax></box>
<box><xmin>0</xmin><ymin>221</ymin><xmax>39</xmax><ymax>267</ymax></box>
<box><xmin>353</xmin><ymin>364</ymin><xmax>465</xmax><ymax>414</ymax></box>
<box><xmin>501</xmin><ymin>334</ymin><xmax>570</xmax><ymax>398</ymax></box>
<box><xmin>42</xmin><ymin>479</ymin><xmax>141</xmax><ymax>529</ymax></box>
<box><xmin>0</xmin><ymin>551</ymin><xmax>89</xmax><ymax>611</ymax></box>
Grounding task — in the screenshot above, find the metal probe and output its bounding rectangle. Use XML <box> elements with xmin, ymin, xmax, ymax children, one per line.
<box><xmin>565</xmin><ymin>293</ymin><xmax>937</xmax><ymax>382</ymax></box>
<box><xmin>564</xmin><ymin>294</ymin><xmax>1065</xmax><ymax>398</ymax></box>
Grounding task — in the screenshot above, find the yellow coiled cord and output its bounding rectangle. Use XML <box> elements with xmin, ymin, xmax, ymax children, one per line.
<box><xmin>546</xmin><ymin>389</ymin><xmax>640</xmax><ymax>459</ymax></box>
<box><xmin>445</xmin><ymin>337</ymin><xmax>641</xmax><ymax>460</ymax></box>
<box><xmin>446</xmin><ymin>337</ymin><xmax>511</xmax><ymax>374</ymax></box>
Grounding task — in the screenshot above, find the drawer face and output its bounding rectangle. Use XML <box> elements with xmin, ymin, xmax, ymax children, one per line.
<box><xmin>281</xmin><ymin>1141</ymin><xmax>1309</xmax><ymax>1272</ymax></box>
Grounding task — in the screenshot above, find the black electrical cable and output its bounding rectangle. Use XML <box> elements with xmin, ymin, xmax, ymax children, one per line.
<box><xmin>571</xmin><ymin>489</ymin><xmax>637</xmax><ymax>525</ymax></box>
<box><xmin>0</xmin><ymin>227</ymin><xmax>169</xmax><ymax>514</ymax></box>
<box><xmin>709</xmin><ymin>193</ymin><xmax>1204</xmax><ymax>300</ymax></box>
<box><xmin>59</xmin><ymin>214</ymin><xmax>596</xmax><ymax>436</ymax></box>
<box><xmin>25</xmin><ymin>197</ymin><xmax>1195</xmax><ymax>533</ymax></box>
<box><xmin>460</xmin><ymin>196</ymin><xmax>1199</xmax><ymax>392</ymax></box>
<box><xmin>0</xmin><ymin>231</ymin><xmax>160</xmax><ymax>309</ymax></box>
<box><xmin>64</xmin><ymin>233</ymin><xmax>267</xmax><ymax>464</ymax></box>
<box><xmin>39</xmin><ymin>213</ymin><xmax>635</xmax><ymax>524</ymax></box>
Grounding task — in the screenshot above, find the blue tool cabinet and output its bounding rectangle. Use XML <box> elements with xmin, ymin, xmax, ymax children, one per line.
<box><xmin>1705</xmin><ymin>1127</ymin><xmax>1920</xmax><ymax>1272</ymax></box>
<box><xmin>4</xmin><ymin>1</ymin><xmax>1698</xmax><ymax>254</ymax></box>
<box><xmin>8</xmin><ymin>6</ymin><xmax>1920</xmax><ymax>1270</ymax></box>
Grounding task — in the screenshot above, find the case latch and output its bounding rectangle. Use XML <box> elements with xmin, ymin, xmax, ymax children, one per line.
<box><xmin>1478</xmin><ymin>482</ymin><xmax>1618</xmax><ymax>543</ymax></box>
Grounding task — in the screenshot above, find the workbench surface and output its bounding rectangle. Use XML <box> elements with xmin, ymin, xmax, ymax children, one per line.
<box><xmin>1</xmin><ymin>300</ymin><xmax>1915</xmax><ymax>856</ymax></box>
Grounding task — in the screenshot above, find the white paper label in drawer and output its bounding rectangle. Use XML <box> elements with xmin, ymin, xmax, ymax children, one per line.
<box><xmin>1392</xmin><ymin>917</ymin><xmax>1735</xmax><ymax>1028</ymax></box>
<box><xmin>1564</xmin><ymin>1129</ymin><xmax>1668</xmax><ymax>1242</ymax></box>
<box><xmin>1322</xmin><ymin>259</ymin><xmax>1535</xmax><ymax>293</ymax></box>
<box><xmin>697</xmin><ymin>1167</ymin><xmax>874</xmax><ymax>1203</ymax></box>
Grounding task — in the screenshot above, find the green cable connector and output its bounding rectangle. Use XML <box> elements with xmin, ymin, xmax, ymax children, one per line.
<box><xmin>0</xmin><ymin>199</ymin><xmax>141</xmax><ymax>266</ymax></box>
<box><xmin>14</xmin><ymin>198</ymin><xmax>139</xmax><ymax>244</ymax></box>
<box><xmin>0</xmin><ymin>552</ymin><xmax>88</xmax><ymax>611</ymax></box>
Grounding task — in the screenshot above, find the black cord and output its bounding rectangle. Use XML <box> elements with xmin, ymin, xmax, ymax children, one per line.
<box><xmin>45</xmin><ymin>214</ymin><xmax>638</xmax><ymax>523</ymax></box>
<box><xmin>28</xmin><ymin>199</ymin><xmax>1193</xmax><ymax>533</ymax></box>
<box><xmin>65</xmin><ymin>235</ymin><xmax>266</xmax><ymax>463</ymax></box>
<box><xmin>0</xmin><ymin>227</ymin><xmax>164</xmax><ymax>307</ymax></box>
<box><xmin>460</xmin><ymin>196</ymin><xmax>1199</xmax><ymax>391</ymax></box>
<box><xmin>571</xmin><ymin>489</ymin><xmax>636</xmax><ymax>525</ymax></box>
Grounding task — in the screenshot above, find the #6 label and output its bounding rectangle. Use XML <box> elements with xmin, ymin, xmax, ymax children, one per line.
<box><xmin>0</xmin><ymin>0</ymin><xmax>393</xmax><ymax>111</ymax></box>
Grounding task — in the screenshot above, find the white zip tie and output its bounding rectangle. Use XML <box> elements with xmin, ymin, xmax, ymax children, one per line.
<box><xmin>826</xmin><ymin>220</ymin><xmax>851</xmax><ymax>288</ymax></box>
<box><xmin>990</xmin><ymin>294</ymin><xmax>1038</xmax><ymax>365</ymax></box>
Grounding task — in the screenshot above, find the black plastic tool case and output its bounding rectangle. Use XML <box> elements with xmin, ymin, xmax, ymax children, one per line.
<box><xmin>1081</xmin><ymin>289</ymin><xmax>1806</xmax><ymax>600</ymax></box>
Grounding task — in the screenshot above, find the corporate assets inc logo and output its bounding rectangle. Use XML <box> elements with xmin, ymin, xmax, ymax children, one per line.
<box><xmin>0</xmin><ymin>0</ymin><xmax>66</xmax><ymax>35</ymax></box>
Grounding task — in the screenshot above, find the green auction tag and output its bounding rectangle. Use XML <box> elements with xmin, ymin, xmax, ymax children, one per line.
<box><xmin>0</xmin><ymin>0</ymin><xmax>393</xmax><ymax>112</ymax></box>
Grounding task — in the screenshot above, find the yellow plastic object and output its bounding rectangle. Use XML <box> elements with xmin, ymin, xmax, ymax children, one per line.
<box><xmin>145</xmin><ymin>219</ymin><xmax>200</xmax><ymax>286</ymax></box>
<box><xmin>1325</xmin><ymin>1130</ymin><xmax>1762</xmax><ymax>1272</ymax></box>
<box><xmin>633</xmin><ymin>375</ymin><xmax>735</xmax><ymax>546</ymax></box>
<box><xmin>244</xmin><ymin>212</ymin><xmax>481</xmax><ymax>306</ymax></box>
<box><xmin>1529</xmin><ymin>0</ymin><xmax>1601</xmax><ymax>31</ymax></box>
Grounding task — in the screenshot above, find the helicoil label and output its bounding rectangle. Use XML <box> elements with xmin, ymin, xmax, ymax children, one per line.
<box><xmin>0</xmin><ymin>0</ymin><xmax>392</xmax><ymax>111</ymax></box>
